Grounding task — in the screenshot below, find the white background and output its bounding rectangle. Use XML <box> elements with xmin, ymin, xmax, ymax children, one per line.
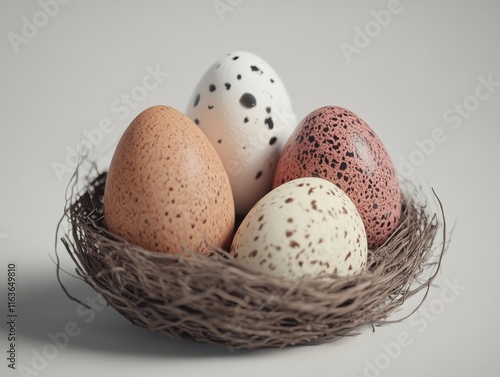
<box><xmin>1</xmin><ymin>1</ymin><xmax>499</xmax><ymax>376</ymax></box>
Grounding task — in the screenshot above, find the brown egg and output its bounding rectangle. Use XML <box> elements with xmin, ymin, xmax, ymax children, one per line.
<box><xmin>104</xmin><ymin>105</ymin><xmax>235</xmax><ymax>255</ymax></box>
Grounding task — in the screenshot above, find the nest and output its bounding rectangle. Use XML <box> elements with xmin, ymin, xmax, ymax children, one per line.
<box><xmin>57</xmin><ymin>164</ymin><xmax>446</xmax><ymax>350</ymax></box>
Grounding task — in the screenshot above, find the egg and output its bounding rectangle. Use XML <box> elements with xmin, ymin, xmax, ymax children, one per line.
<box><xmin>103</xmin><ymin>105</ymin><xmax>235</xmax><ymax>255</ymax></box>
<box><xmin>230</xmin><ymin>177</ymin><xmax>368</xmax><ymax>279</ymax></box>
<box><xmin>186</xmin><ymin>51</ymin><xmax>297</xmax><ymax>214</ymax></box>
<box><xmin>273</xmin><ymin>106</ymin><xmax>401</xmax><ymax>248</ymax></box>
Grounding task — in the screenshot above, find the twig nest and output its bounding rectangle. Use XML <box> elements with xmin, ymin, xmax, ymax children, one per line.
<box><xmin>59</xmin><ymin>169</ymin><xmax>444</xmax><ymax>350</ymax></box>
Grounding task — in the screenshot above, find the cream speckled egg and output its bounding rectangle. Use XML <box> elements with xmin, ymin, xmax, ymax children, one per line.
<box><xmin>230</xmin><ymin>177</ymin><xmax>368</xmax><ymax>279</ymax></box>
<box><xmin>104</xmin><ymin>105</ymin><xmax>235</xmax><ymax>255</ymax></box>
<box><xmin>186</xmin><ymin>51</ymin><xmax>297</xmax><ymax>214</ymax></box>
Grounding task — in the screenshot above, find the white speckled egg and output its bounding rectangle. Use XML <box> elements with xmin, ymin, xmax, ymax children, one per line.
<box><xmin>186</xmin><ymin>51</ymin><xmax>297</xmax><ymax>214</ymax></box>
<box><xmin>230</xmin><ymin>177</ymin><xmax>368</xmax><ymax>279</ymax></box>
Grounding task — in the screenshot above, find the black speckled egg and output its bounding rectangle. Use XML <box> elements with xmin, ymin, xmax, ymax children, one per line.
<box><xmin>186</xmin><ymin>51</ymin><xmax>297</xmax><ymax>214</ymax></box>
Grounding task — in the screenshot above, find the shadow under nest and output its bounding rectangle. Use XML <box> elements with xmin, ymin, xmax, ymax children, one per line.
<box><xmin>57</xmin><ymin>165</ymin><xmax>446</xmax><ymax>350</ymax></box>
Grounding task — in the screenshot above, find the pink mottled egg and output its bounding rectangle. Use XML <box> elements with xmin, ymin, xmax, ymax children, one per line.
<box><xmin>273</xmin><ymin>106</ymin><xmax>401</xmax><ymax>248</ymax></box>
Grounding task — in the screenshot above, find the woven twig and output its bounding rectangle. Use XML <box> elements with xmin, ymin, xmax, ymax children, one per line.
<box><xmin>57</xmin><ymin>164</ymin><xmax>446</xmax><ymax>350</ymax></box>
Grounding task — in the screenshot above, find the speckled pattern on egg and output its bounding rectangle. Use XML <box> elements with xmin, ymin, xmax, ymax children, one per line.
<box><xmin>230</xmin><ymin>177</ymin><xmax>368</xmax><ymax>279</ymax></box>
<box><xmin>273</xmin><ymin>106</ymin><xmax>402</xmax><ymax>248</ymax></box>
<box><xmin>186</xmin><ymin>51</ymin><xmax>297</xmax><ymax>214</ymax></box>
<box><xmin>104</xmin><ymin>105</ymin><xmax>235</xmax><ymax>255</ymax></box>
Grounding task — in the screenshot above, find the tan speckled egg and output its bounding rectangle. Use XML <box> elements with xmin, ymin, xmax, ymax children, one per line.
<box><xmin>103</xmin><ymin>105</ymin><xmax>235</xmax><ymax>255</ymax></box>
<box><xmin>230</xmin><ymin>177</ymin><xmax>368</xmax><ymax>279</ymax></box>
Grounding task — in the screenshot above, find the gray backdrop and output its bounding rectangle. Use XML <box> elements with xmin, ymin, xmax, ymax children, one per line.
<box><xmin>1</xmin><ymin>1</ymin><xmax>499</xmax><ymax>376</ymax></box>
